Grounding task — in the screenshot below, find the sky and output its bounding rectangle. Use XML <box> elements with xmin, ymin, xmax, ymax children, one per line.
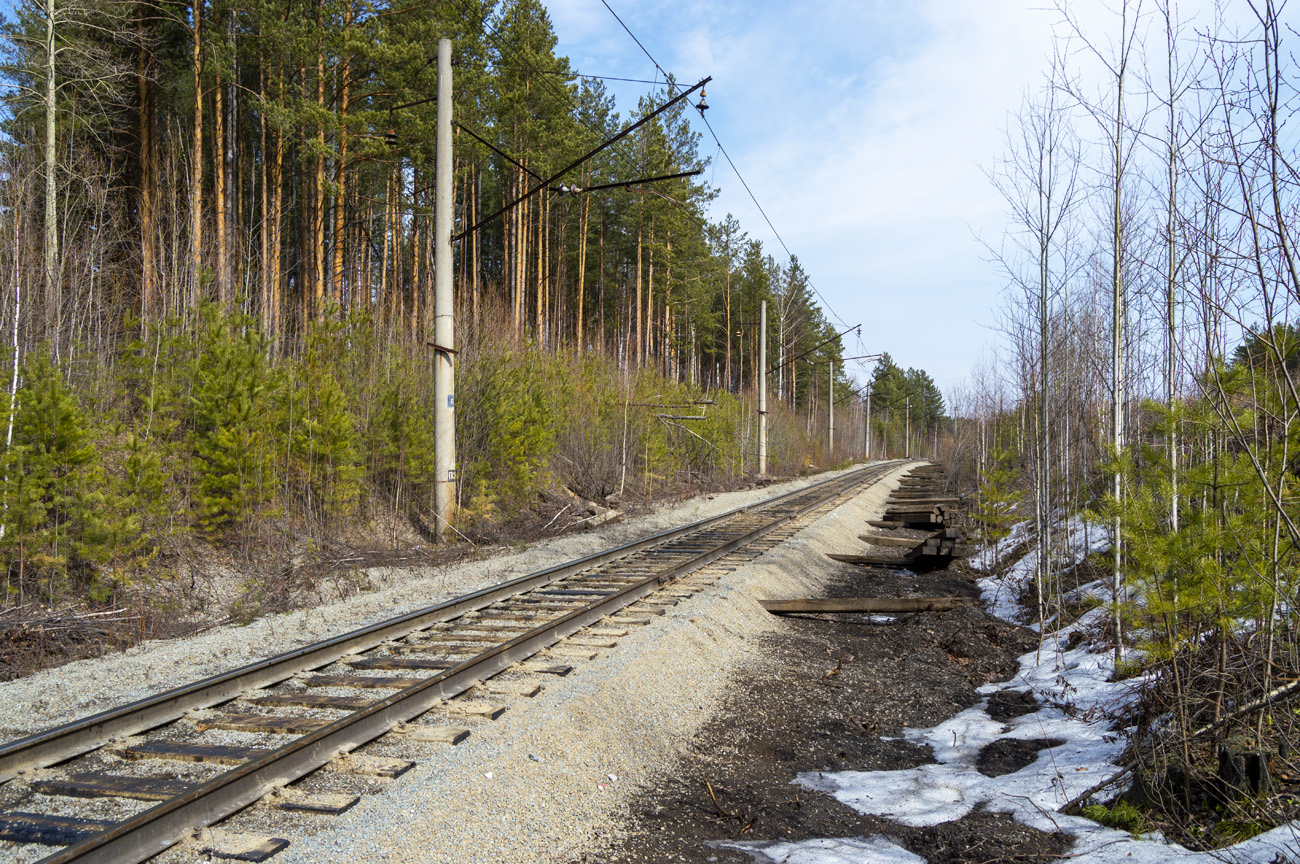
<box><xmin>543</xmin><ymin>0</ymin><xmax>1128</xmax><ymax>401</ymax></box>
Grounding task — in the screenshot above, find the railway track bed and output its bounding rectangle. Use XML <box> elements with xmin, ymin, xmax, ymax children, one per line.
<box><xmin>0</xmin><ymin>462</ymin><xmax>911</xmax><ymax>864</ymax></box>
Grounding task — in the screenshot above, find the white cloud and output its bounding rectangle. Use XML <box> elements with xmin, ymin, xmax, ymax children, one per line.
<box><xmin>545</xmin><ymin>0</ymin><xmax>1232</xmax><ymax>386</ymax></box>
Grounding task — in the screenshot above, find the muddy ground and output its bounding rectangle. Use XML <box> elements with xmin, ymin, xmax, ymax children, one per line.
<box><xmin>588</xmin><ymin>558</ymin><xmax>1076</xmax><ymax>864</ymax></box>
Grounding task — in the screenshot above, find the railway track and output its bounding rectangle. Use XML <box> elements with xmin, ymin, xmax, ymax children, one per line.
<box><xmin>0</xmin><ymin>461</ymin><xmax>902</xmax><ymax>864</ymax></box>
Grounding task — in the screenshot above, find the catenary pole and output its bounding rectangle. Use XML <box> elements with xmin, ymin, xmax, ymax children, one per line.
<box><xmin>758</xmin><ymin>301</ymin><xmax>767</xmax><ymax>475</ymax></box>
<box><xmin>905</xmin><ymin>395</ymin><xmax>911</xmax><ymax>459</ymax></box>
<box><xmin>865</xmin><ymin>389</ymin><xmax>871</xmax><ymax>460</ymax></box>
<box><xmin>433</xmin><ymin>38</ymin><xmax>455</xmax><ymax>540</ymax></box>
<box><xmin>827</xmin><ymin>359</ymin><xmax>834</xmax><ymax>457</ymax></box>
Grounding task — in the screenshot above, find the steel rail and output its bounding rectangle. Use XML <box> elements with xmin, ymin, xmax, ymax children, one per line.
<box><xmin>37</xmin><ymin>460</ymin><xmax>897</xmax><ymax>864</ymax></box>
<box><xmin>0</xmin><ymin>462</ymin><xmax>898</xmax><ymax>784</ymax></box>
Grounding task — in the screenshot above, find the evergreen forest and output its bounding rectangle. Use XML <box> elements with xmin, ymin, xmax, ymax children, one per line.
<box><xmin>0</xmin><ymin>0</ymin><xmax>947</xmax><ymax>631</ymax></box>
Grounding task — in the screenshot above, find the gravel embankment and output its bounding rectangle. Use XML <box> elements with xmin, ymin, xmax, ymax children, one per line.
<box><xmin>1</xmin><ymin>465</ymin><xmax>899</xmax><ymax>739</ymax></box>
<box><xmin>263</xmin><ymin>463</ymin><xmax>906</xmax><ymax>864</ymax></box>
<box><xmin>3</xmin><ymin>461</ymin><xmax>912</xmax><ymax>864</ymax></box>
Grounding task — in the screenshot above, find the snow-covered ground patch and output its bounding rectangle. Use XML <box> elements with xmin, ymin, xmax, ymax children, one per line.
<box><xmin>726</xmin><ymin>836</ymin><xmax>925</xmax><ymax>864</ymax></box>
<box><xmin>976</xmin><ymin>517</ymin><xmax>1110</xmax><ymax>628</ymax></box>
<box><xmin>732</xmin><ymin>520</ymin><xmax>1300</xmax><ymax>864</ymax></box>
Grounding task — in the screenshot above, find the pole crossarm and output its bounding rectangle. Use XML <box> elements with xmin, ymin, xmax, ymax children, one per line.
<box><xmin>454</xmin><ymin>122</ymin><xmax>543</xmax><ymax>182</ymax></box>
<box><xmin>767</xmin><ymin>323</ymin><xmax>860</xmax><ymax>376</ymax></box>
<box><xmin>454</xmin><ymin>76</ymin><xmax>711</xmax><ymax>242</ymax></box>
<box><xmin>551</xmin><ymin>169</ymin><xmax>703</xmax><ymax>195</ymax></box>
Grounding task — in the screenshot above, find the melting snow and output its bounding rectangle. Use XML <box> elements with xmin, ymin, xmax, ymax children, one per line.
<box><xmin>731</xmin><ymin>519</ymin><xmax>1300</xmax><ymax>863</ymax></box>
<box><xmin>725</xmin><ymin>835</ymin><xmax>925</xmax><ymax>863</ymax></box>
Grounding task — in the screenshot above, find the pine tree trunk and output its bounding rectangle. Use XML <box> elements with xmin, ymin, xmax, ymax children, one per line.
<box><xmin>270</xmin><ymin>89</ymin><xmax>284</xmax><ymax>345</ymax></box>
<box><xmin>635</xmin><ymin>216</ymin><xmax>643</xmax><ymax>368</ymax></box>
<box><xmin>259</xmin><ymin>64</ymin><xmax>269</xmax><ymax>333</ymax></box>
<box><xmin>214</xmin><ymin>70</ymin><xmax>228</xmax><ymax>304</ymax></box>
<box><xmin>312</xmin><ymin>26</ymin><xmax>326</xmax><ymax>321</ymax></box>
<box><xmin>645</xmin><ymin>219</ymin><xmax>654</xmax><ymax>366</ymax></box>
<box><xmin>190</xmin><ymin>0</ymin><xmax>204</xmax><ymax>309</ymax></box>
<box><xmin>137</xmin><ymin>16</ymin><xmax>156</xmax><ymax>322</ymax></box>
<box><xmin>43</xmin><ymin>0</ymin><xmax>59</xmax><ymax>337</ymax></box>
<box><xmin>724</xmin><ymin>263</ymin><xmax>732</xmax><ymax>389</ymax></box>
<box><xmin>576</xmin><ymin>193</ymin><xmax>589</xmax><ymax>356</ymax></box>
<box><xmin>332</xmin><ymin>5</ymin><xmax>350</xmax><ymax>314</ymax></box>
<box><xmin>381</xmin><ymin>165</ymin><xmax>392</xmax><ymax>331</ymax></box>
<box><xmin>535</xmin><ymin>192</ymin><xmax>544</xmax><ymax>342</ymax></box>
<box><xmin>472</xmin><ymin>163</ymin><xmax>479</xmax><ymax>329</ymax></box>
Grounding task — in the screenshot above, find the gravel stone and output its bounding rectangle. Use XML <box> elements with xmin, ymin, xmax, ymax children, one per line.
<box><xmin>0</xmin><ymin>462</ymin><xmax>912</xmax><ymax>864</ymax></box>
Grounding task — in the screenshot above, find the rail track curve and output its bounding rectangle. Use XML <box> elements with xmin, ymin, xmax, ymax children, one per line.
<box><xmin>0</xmin><ymin>460</ymin><xmax>903</xmax><ymax>864</ymax></box>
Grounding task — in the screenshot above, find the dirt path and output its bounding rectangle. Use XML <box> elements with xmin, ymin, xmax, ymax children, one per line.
<box><xmin>588</xmin><ymin>560</ymin><xmax>1075</xmax><ymax>864</ymax></box>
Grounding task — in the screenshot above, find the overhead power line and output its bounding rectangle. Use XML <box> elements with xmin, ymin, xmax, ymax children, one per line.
<box><xmin>599</xmin><ymin>0</ymin><xmax>672</xmax><ymax>88</ymax></box>
<box><xmin>698</xmin><ymin>113</ymin><xmax>849</xmax><ymax>329</ymax></box>
<box><xmin>467</xmin><ymin>62</ymin><xmax>667</xmax><ymax>86</ymax></box>
<box><xmin>595</xmin><ymin>0</ymin><xmax>852</xmax><ymax>331</ymax></box>
<box><xmin>454</xmin><ymin>78</ymin><xmax>711</xmax><ymax>242</ymax></box>
<box><xmin>768</xmin><ymin>323</ymin><xmax>860</xmax><ymax>376</ymax></box>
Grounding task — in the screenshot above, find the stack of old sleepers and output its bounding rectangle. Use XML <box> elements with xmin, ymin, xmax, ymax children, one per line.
<box><xmin>871</xmin><ymin>462</ymin><xmax>963</xmax><ymax>529</ymax></box>
<box><xmin>829</xmin><ymin>462</ymin><xmax>970</xmax><ymax>571</ymax></box>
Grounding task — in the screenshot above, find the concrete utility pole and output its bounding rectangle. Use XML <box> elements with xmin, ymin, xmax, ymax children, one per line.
<box><xmin>905</xmin><ymin>395</ymin><xmax>911</xmax><ymax>459</ymax></box>
<box><xmin>758</xmin><ymin>301</ymin><xmax>767</xmax><ymax>475</ymax></box>
<box><xmin>827</xmin><ymin>358</ymin><xmax>834</xmax><ymax>456</ymax></box>
<box><xmin>864</xmin><ymin>389</ymin><xmax>871</xmax><ymax>460</ymax></box>
<box><xmin>433</xmin><ymin>38</ymin><xmax>456</xmax><ymax>540</ymax></box>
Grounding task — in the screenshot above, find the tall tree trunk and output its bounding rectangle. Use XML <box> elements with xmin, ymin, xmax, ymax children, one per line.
<box><xmin>332</xmin><ymin>4</ymin><xmax>350</xmax><ymax>314</ymax></box>
<box><xmin>43</xmin><ymin>0</ymin><xmax>59</xmax><ymax>338</ymax></box>
<box><xmin>259</xmin><ymin>64</ymin><xmax>269</xmax><ymax>333</ymax></box>
<box><xmin>646</xmin><ymin>237</ymin><xmax>654</xmax><ymax>367</ymax></box>
<box><xmin>724</xmin><ymin>262</ymin><xmax>733</xmax><ymax>389</ymax></box>
<box><xmin>312</xmin><ymin>21</ymin><xmax>326</xmax><ymax>320</ymax></box>
<box><xmin>214</xmin><ymin>70</ymin><xmax>228</xmax><ymax>303</ymax></box>
<box><xmin>576</xmin><ymin>193</ymin><xmax>589</xmax><ymax>356</ymax></box>
<box><xmin>1110</xmin><ymin>19</ymin><xmax>1128</xmax><ymax>667</ymax></box>
<box><xmin>634</xmin><ymin>215</ymin><xmax>643</xmax><ymax>367</ymax></box>
<box><xmin>381</xmin><ymin>165</ymin><xmax>392</xmax><ymax>332</ymax></box>
<box><xmin>472</xmin><ymin>163</ymin><xmax>479</xmax><ymax>329</ymax></box>
<box><xmin>535</xmin><ymin>192</ymin><xmax>544</xmax><ymax>341</ymax></box>
<box><xmin>190</xmin><ymin>0</ymin><xmax>204</xmax><ymax>309</ymax></box>
<box><xmin>137</xmin><ymin>12</ymin><xmax>157</xmax><ymax>322</ymax></box>
<box><xmin>270</xmin><ymin>87</ymin><xmax>284</xmax><ymax>346</ymax></box>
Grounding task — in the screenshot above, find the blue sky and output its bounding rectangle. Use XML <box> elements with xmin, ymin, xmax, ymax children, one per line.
<box><xmin>546</xmin><ymin>0</ymin><xmax>1076</xmax><ymax>398</ymax></box>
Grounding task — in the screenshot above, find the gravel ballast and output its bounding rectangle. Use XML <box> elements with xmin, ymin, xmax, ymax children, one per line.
<box><xmin>2</xmin><ymin>461</ymin><xmax>912</xmax><ymax>864</ymax></box>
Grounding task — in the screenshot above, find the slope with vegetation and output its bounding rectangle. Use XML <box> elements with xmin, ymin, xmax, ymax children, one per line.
<box><xmin>0</xmin><ymin>0</ymin><xmax>940</xmax><ymax>668</ymax></box>
<box><xmin>945</xmin><ymin>0</ymin><xmax>1300</xmax><ymax>848</ymax></box>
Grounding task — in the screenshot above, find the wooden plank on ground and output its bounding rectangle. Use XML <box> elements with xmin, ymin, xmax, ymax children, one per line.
<box><xmin>858</xmin><ymin>534</ymin><xmax>925</xmax><ymax>548</ymax></box>
<box><xmin>251</xmin><ymin>693</ymin><xmax>374</xmax><ymax>711</ymax></box>
<box><xmin>348</xmin><ymin>656</ymin><xmax>455</xmax><ymax>671</ymax></box>
<box><xmin>111</xmin><ymin>741</ymin><xmax>272</xmax><ymax>766</ymax></box>
<box><xmin>266</xmin><ymin>788</ymin><xmax>360</xmax><ymax>815</ymax></box>
<box><xmin>326</xmin><ymin>754</ymin><xmax>414</xmax><ymax>779</ymax></box>
<box><xmin>197</xmin><ymin>829</ymin><xmax>289</xmax><ymax>862</ymax></box>
<box><xmin>759</xmin><ymin>597</ymin><xmax>977</xmax><ymax>614</ymax></box>
<box><xmin>196</xmin><ymin>713</ymin><xmax>332</xmax><ymax>735</ymax></box>
<box><xmin>304</xmin><ymin>674</ymin><xmax>425</xmax><ymax>689</ymax></box>
<box><xmin>0</xmin><ymin>812</ymin><xmax>115</xmax><ymax>846</ymax></box>
<box><xmin>827</xmin><ymin>552</ymin><xmax>917</xmax><ymax>566</ymax></box>
<box><xmin>30</xmin><ymin>773</ymin><xmax>193</xmax><ymax>802</ymax></box>
<box><xmin>867</xmin><ymin>520</ymin><xmax>904</xmax><ymax>529</ymax></box>
<box><xmin>393</xmin><ymin>724</ymin><xmax>471</xmax><ymax>745</ymax></box>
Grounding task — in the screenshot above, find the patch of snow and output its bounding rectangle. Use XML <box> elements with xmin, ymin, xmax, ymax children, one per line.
<box><xmin>724</xmin><ymin>835</ymin><xmax>927</xmax><ymax>864</ymax></box>
<box><xmin>776</xmin><ymin>518</ymin><xmax>1300</xmax><ymax>863</ymax></box>
<box><xmin>976</xmin><ymin>518</ymin><xmax>1112</xmax><ymax>630</ymax></box>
